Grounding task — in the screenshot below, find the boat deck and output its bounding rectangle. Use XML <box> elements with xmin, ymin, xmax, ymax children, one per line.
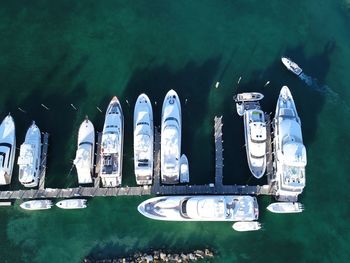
<box><xmin>0</xmin><ymin>116</ymin><xmax>276</xmax><ymax>200</ymax></box>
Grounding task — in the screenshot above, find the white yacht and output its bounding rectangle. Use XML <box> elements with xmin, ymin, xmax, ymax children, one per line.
<box><xmin>138</xmin><ymin>196</ymin><xmax>259</xmax><ymax>221</ymax></box>
<box><xmin>74</xmin><ymin>117</ymin><xmax>95</xmax><ymax>184</ymax></box>
<box><xmin>134</xmin><ymin>94</ymin><xmax>153</xmax><ymax>185</ymax></box>
<box><xmin>100</xmin><ymin>96</ymin><xmax>124</xmax><ymax>187</ymax></box>
<box><xmin>161</xmin><ymin>90</ymin><xmax>181</xmax><ymax>184</ymax></box>
<box><xmin>20</xmin><ymin>200</ymin><xmax>52</xmax><ymax>210</ymax></box>
<box><xmin>234</xmin><ymin>92</ymin><xmax>264</xmax><ymax>116</ymax></box>
<box><xmin>281</xmin><ymin>57</ymin><xmax>303</xmax><ymax>76</ymax></box>
<box><xmin>267</xmin><ymin>202</ymin><xmax>303</xmax><ymax>213</ymax></box>
<box><xmin>273</xmin><ymin>86</ymin><xmax>307</xmax><ymax>199</ymax></box>
<box><xmin>56</xmin><ymin>199</ymin><xmax>87</xmax><ymax>209</ymax></box>
<box><xmin>232</xmin><ymin>221</ymin><xmax>261</xmax><ymax>232</ymax></box>
<box><xmin>244</xmin><ymin>110</ymin><xmax>267</xmax><ymax>179</ymax></box>
<box><xmin>0</xmin><ymin>114</ymin><xmax>16</xmax><ymax>185</ymax></box>
<box><xmin>179</xmin><ymin>154</ymin><xmax>189</xmax><ymax>183</ymax></box>
<box><xmin>18</xmin><ymin>121</ymin><xmax>41</xmax><ymax>187</ymax></box>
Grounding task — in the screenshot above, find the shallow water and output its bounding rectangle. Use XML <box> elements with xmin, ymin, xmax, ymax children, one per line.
<box><xmin>0</xmin><ymin>0</ymin><xmax>349</xmax><ymax>262</ymax></box>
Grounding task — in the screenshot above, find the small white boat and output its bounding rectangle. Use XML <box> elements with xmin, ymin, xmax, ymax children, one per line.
<box><xmin>234</xmin><ymin>93</ymin><xmax>264</xmax><ymax>116</ymax></box>
<box><xmin>232</xmin><ymin>221</ymin><xmax>261</xmax><ymax>232</ymax></box>
<box><xmin>179</xmin><ymin>154</ymin><xmax>189</xmax><ymax>183</ymax></box>
<box><xmin>74</xmin><ymin>117</ymin><xmax>95</xmax><ymax>184</ymax></box>
<box><xmin>56</xmin><ymin>199</ymin><xmax>87</xmax><ymax>209</ymax></box>
<box><xmin>281</xmin><ymin>57</ymin><xmax>303</xmax><ymax>76</ymax></box>
<box><xmin>267</xmin><ymin>202</ymin><xmax>303</xmax><ymax>213</ymax></box>
<box><xmin>20</xmin><ymin>200</ymin><xmax>52</xmax><ymax>210</ymax></box>
<box><xmin>0</xmin><ymin>114</ymin><xmax>16</xmax><ymax>185</ymax></box>
<box><xmin>18</xmin><ymin>121</ymin><xmax>42</xmax><ymax>188</ymax></box>
<box><xmin>134</xmin><ymin>93</ymin><xmax>153</xmax><ymax>185</ymax></box>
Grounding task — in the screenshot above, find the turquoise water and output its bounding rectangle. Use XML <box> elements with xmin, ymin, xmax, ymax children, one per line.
<box><xmin>0</xmin><ymin>0</ymin><xmax>350</xmax><ymax>262</ymax></box>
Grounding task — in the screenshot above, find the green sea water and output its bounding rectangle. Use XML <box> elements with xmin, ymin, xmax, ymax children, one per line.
<box><xmin>0</xmin><ymin>0</ymin><xmax>350</xmax><ymax>262</ymax></box>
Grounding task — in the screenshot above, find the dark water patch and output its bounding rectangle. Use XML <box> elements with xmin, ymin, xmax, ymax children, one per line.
<box><xmin>122</xmin><ymin>57</ymin><xmax>221</xmax><ymax>185</ymax></box>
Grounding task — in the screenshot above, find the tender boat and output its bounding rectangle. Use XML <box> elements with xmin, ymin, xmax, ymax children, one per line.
<box><xmin>56</xmin><ymin>199</ymin><xmax>87</xmax><ymax>209</ymax></box>
<box><xmin>100</xmin><ymin>97</ymin><xmax>124</xmax><ymax>187</ymax></box>
<box><xmin>0</xmin><ymin>114</ymin><xmax>16</xmax><ymax>185</ymax></box>
<box><xmin>243</xmin><ymin>110</ymin><xmax>267</xmax><ymax>179</ymax></box>
<box><xmin>134</xmin><ymin>94</ymin><xmax>153</xmax><ymax>185</ymax></box>
<box><xmin>232</xmin><ymin>221</ymin><xmax>261</xmax><ymax>232</ymax></box>
<box><xmin>161</xmin><ymin>90</ymin><xmax>181</xmax><ymax>184</ymax></box>
<box><xmin>138</xmin><ymin>196</ymin><xmax>259</xmax><ymax>221</ymax></box>
<box><xmin>20</xmin><ymin>200</ymin><xmax>52</xmax><ymax>210</ymax></box>
<box><xmin>18</xmin><ymin>121</ymin><xmax>41</xmax><ymax>188</ymax></box>
<box><xmin>281</xmin><ymin>57</ymin><xmax>303</xmax><ymax>76</ymax></box>
<box><xmin>234</xmin><ymin>92</ymin><xmax>264</xmax><ymax>116</ymax></box>
<box><xmin>179</xmin><ymin>154</ymin><xmax>189</xmax><ymax>183</ymax></box>
<box><xmin>273</xmin><ymin>86</ymin><xmax>307</xmax><ymax>199</ymax></box>
<box><xmin>74</xmin><ymin>117</ymin><xmax>95</xmax><ymax>184</ymax></box>
<box><xmin>267</xmin><ymin>202</ymin><xmax>303</xmax><ymax>213</ymax></box>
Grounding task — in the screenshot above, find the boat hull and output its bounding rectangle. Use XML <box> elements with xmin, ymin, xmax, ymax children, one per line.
<box><xmin>74</xmin><ymin>118</ymin><xmax>95</xmax><ymax>184</ymax></box>
<box><xmin>138</xmin><ymin>195</ymin><xmax>259</xmax><ymax>222</ymax></box>
<box><xmin>0</xmin><ymin>115</ymin><xmax>16</xmax><ymax>185</ymax></box>
<box><xmin>133</xmin><ymin>94</ymin><xmax>153</xmax><ymax>185</ymax></box>
<box><xmin>161</xmin><ymin>90</ymin><xmax>182</xmax><ymax>184</ymax></box>
<box><xmin>56</xmin><ymin>199</ymin><xmax>87</xmax><ymax>209</ymax></box>
<box><xmin>18</xmin><ymin>122</ymin><xmax>41</xmax><ymax>188</ymax></box>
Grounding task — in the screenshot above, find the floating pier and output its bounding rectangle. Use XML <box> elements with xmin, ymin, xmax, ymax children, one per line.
<box><xmin>0</xmin><ymin>116</ymin><xmax>275</xmax><ymax>200</ymax></box>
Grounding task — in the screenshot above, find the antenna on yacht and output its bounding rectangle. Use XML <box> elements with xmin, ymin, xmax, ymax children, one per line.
<box><xmin>71</xmin><ymin>104</ymin><xmax>77</xmax><ymax>111</ymax></box>
<box><xmin>96</xmin><ymin>106</ymin><xmax>102</xmax><ymax>113</ymax></box>
<box><xmin>17</xmin><ymin>107</ymin><xmax>27</xmax><ymax>113</ymax></box>
<box><xmin>41</xmin><ymin>104</ymin><xmax>50</xmax><ymax>110</ymax></box>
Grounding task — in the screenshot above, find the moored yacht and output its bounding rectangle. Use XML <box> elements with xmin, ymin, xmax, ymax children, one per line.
<box><xmin>74</xmin><ymin>117</ymin><xmax>95</xmax><ymax>184</ymax></box>
<box><xmin>0</xmin><ymin>114</ymin><xmax>16</xmax><ymax>185</ymax></box>
<box><xmin>100</xmin><ymin>97</ymin><xmax>124</xmax><ymax>187</ymax></box>
<box><xmin>138</xmin><ymin>196</ymin><xmax>259</xmax><ymax>221</ymax></box>
<box><xmin>267</xmin><ymin>202</ymin><xmax>303</xmax><ymax>213</ymax></box>
<box><xmin>18</xmin><ymin>121</ymin><xmax>41</xmax><ymax>187</ymax></box>
<box><xmin>134</xmin><ymin>94</ymin><xmax>153</xmax><ymax>185</ymax></box>
<box><xmin>244</xmin><ymin>109</ymin><xmax>267</xmax><ymax>179</ymax></box>
<box><xmin>273</xmin><ymin>86</ymin><xmax>307</xmax><ymax>199</ymax></box>
<box><xmin>56</xmin><ymin>199</ymin><xmax>87</xmax><ymax>209</ymax></box>
<box><xmin>232</xmin><ymin>221</ymin><xmax>261</xmax><ymax>232</ymax></box>
<box><xmin>161</xmin><ymin>90</ymin><xmax>181</xmax><ymax>184</ymax></box>
<box><xmin>281</xmin><ymin>57</ymin><xmax>303</xmax><ymax>76</ymax></box>
<box><xmin>20</xmin><ymin>200</ymin><xmax>52</xmax><ymax>210</ymax></box>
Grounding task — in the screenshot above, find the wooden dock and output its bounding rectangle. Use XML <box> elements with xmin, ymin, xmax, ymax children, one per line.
<box><xmin>38</xmin><ymin>133</ymin><xmax>49</xmax><ymax>190</ymax></box>
<box><xmin>0</xmin><ymin>116</ymin><xmax>275</xmax><ymax>200</ymax></box>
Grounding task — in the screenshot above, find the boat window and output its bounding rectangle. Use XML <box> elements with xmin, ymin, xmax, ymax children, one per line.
<box><xmin>180</xmin><ymin>199</ymin><xmax>189</xmax><ymax>218</ymax></box>
<box><xmin>0</xmin><ymin>152</ymin><xmax>6</xmax><ymax>167</ymax></box>
<box><xmin>137</xmin><ymin>122</ymin><xmax>149</xmax><ymax>126</ymax></box>
<box><xmin>250</xmin><ymin>153</ymin><xmax>265</xmax><ymax>159</ymax></box>
<box><xmin>0</xmin><ymin>143</ymin><xmax>12</xmax><ymax>167</ymax></box>
<box><xmin>164</xmin><ymin>117</ymin><xmax>179</xmax><ymax>125</ymax></box>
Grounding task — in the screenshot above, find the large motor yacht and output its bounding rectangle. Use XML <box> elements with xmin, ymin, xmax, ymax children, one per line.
<box><xmin>134</xmin><ymin>94</ymin><xmax>153</xmax><ymax>185</ymax></box>
<box><xmin>74</xmin><ymin>117</ymin><xmax>95</xmax><ymax>184</ymax></box>
<box><xmin>161</xmin><ymin>90</ymin><xmax>181</xmax><ymax>184</ymax></box>
<box><xmin>100</xmin><ymin>96</ymin><xmax>124</xmax><ymax>187</ymax></box>
<box><xmin>273</xmin><ymin>86</ymin><xmax>307</xmax><ymax>199</ymax></box>
<box><xmin>244</xmin><ymin>109</ymin><xmax>267</xmax><ymax>179</ymax></box>
<box><xmin>18</xmin><ymin>121</ymin><xmax>41</xmax><ymax>187</ymax></box>
<box><xmin>138</xmin><ymin>196</ymin><xmax>259</xmax><ymax>221</ymax></box>
<box><xmin>0</xmin><ymin>114</ymin><xmax>16</xmax><ymax>185</ymax></box>
<box><xmin>281</xmin><ymin>57</ymin><xmax>303</xmax><ymax>76</ymax></box>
